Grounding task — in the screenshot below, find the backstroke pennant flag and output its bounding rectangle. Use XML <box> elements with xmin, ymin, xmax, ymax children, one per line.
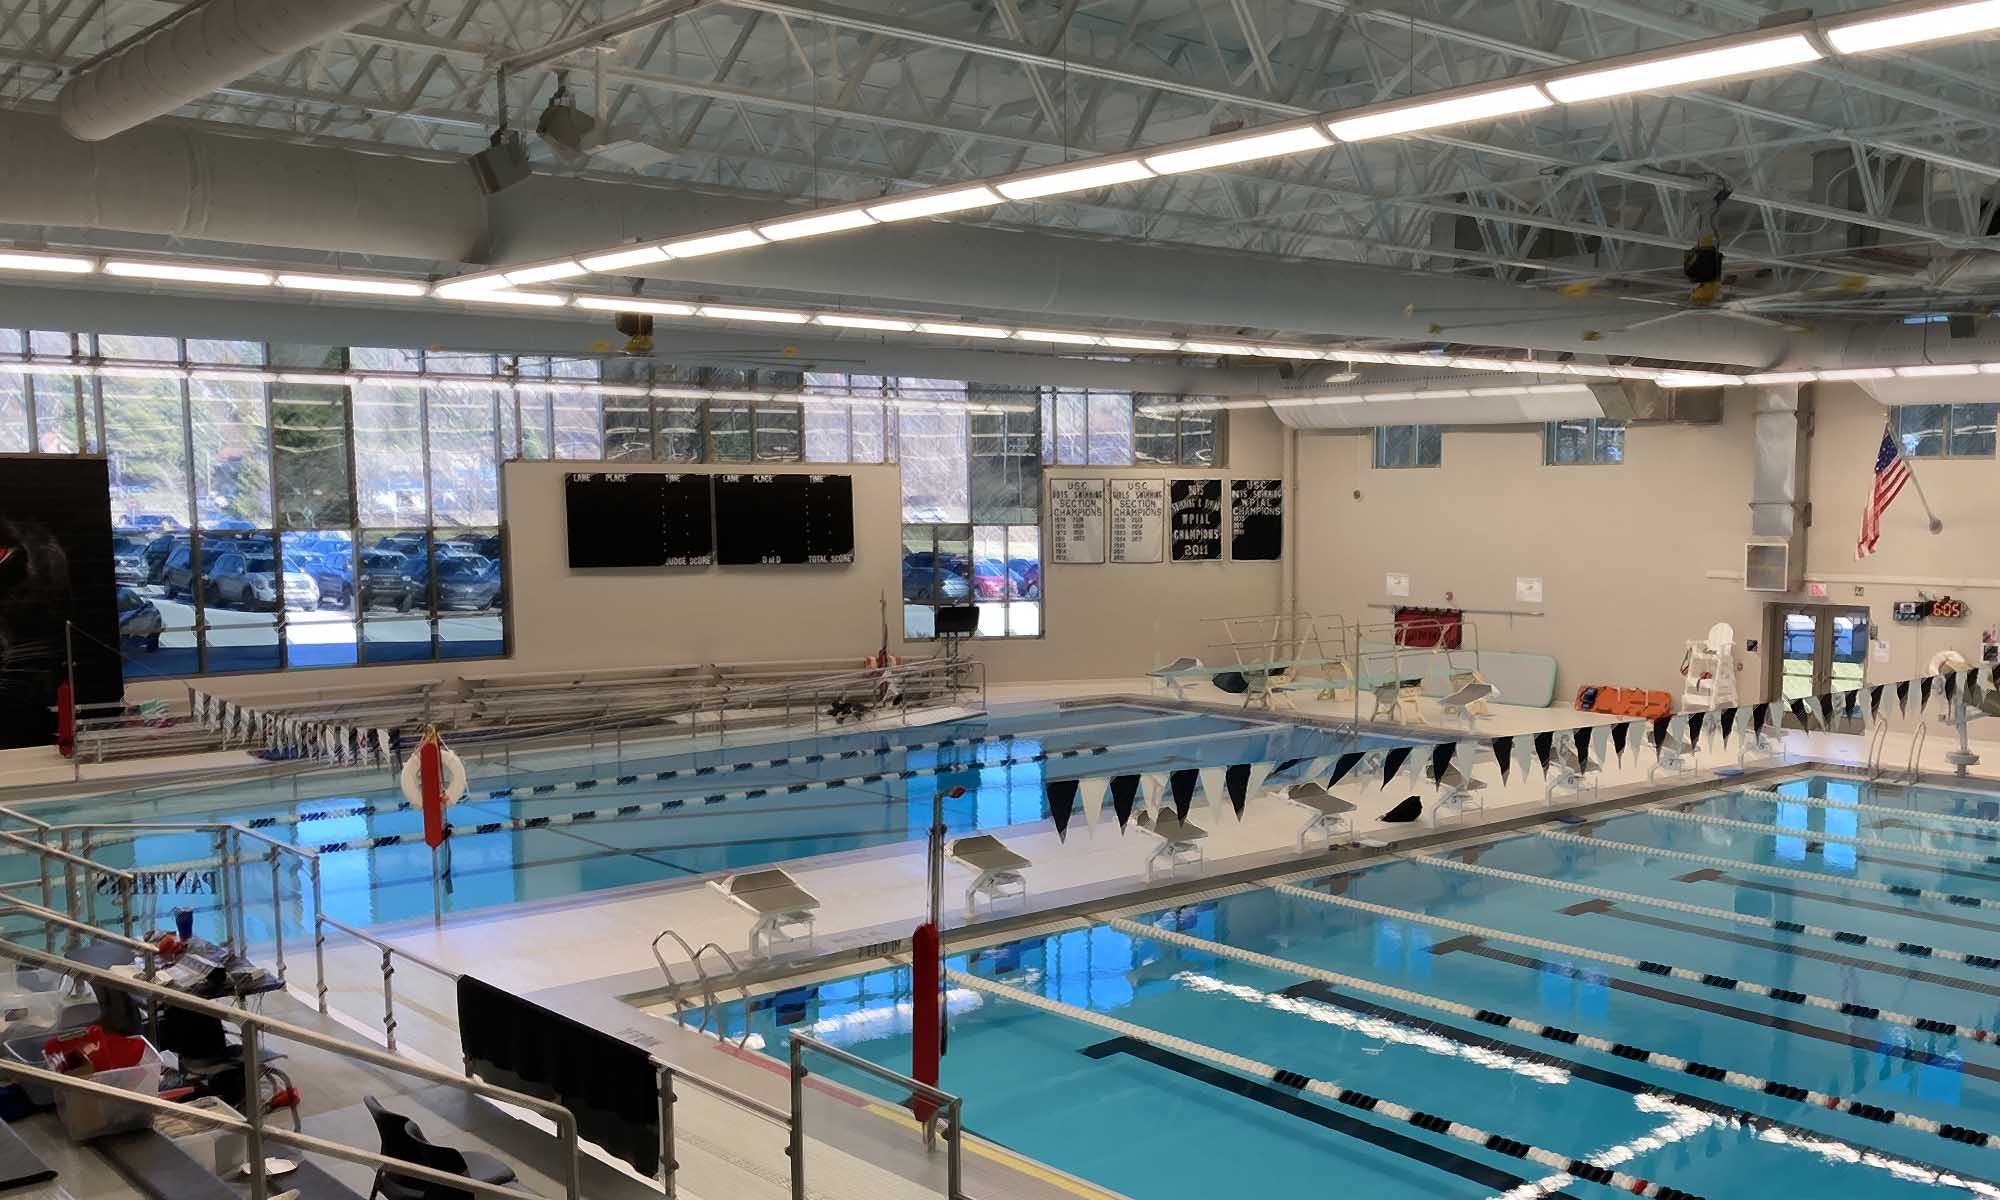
<box><xmin>1718</xmin><ymin>706</ymin><xmax>1737</xmax><ymax>746</ymax></box>
<box><xmin>1919</xmin><ymin>676</ymin><xmax>1934</xmax><ymax>715</ymax></box>
<box><xmin>1109</xmin><ymin>775</ymin><xmax>1142</xmax><ymax>831</ymax></box>
<box><xmin>1752</xmin><ymin>702</ymin><xmax>1770</xmax><ymax>739</ymax></box>
<box><xmin>1380</xmin><ymin>745</ymin><xmax>1413</xmax><ymax>789</ymax></box>
<box><xmin>1430</xmin><ymin>742</ymin><xmax>1456</xmax><ymax>790</ymax></box>
<box><xmin>1491</xmin><ymin>736</ymin><xmax>1514</xmax><ymax>783</ymax></box>
<box><xmin>1223</xmin><ymin>763</ymin><xmax>1267</xmax><ymax>819</ymax></box>
<box><xmin>1817</xmin><ymin>693</ymin><xmax>1835</xmax><ymax>729</ymax></box>
<box><xmin>1328</xmin><ymin>751</ymin><xmax>1366</xmax><ymax>788</ymax></box>
<box><xmin>1686</xmin><ymin>710</ymin><xmax>1706</xmax><ymax>748</ymax></box>
<box><xmin>1078</xmin><ymin>777</ymin><xmax>1108</xmax><ymax>830</ymax></box>
<box><xmin>1533</xmin><ymin>731</ymin><xmax>1554</xmax><ymax>776</ymax></box>
<box><xmin>1844</xmin><ymin>690</ymin><xmax>1859</xmax><ymax>723</ymax></box>
<box><xmin>1046</xmin><ymin>779</ymin><xmax>1079</xmax><ymax>841</ymax></box>
<box><xmin>1789</xmin><ymin>697</ymin><xmax>1811</xmax><ymax>730</ymax></box>
<box><xmin>1167</xmin><ymin>769</ymin><xmax>1199</xmax><ymax>822</ymax></box>
<box><xmin>1969</xmin><ymin>670</ymin><xmax>1983</xmax><ymax>709</ymax></box>
<box><xmin>1943</xmin><ymin>671</ymin><xmax>1959</xmax><ymax>706</ymax></box>
<box><xmin>1651</xmin><ymin>716</ymin><xmax>1670</xmax><ymax>754</ymax></box>
<box><xmin>1896</xmin><ymin>680</ymin><xmax>1910</xmax><ymax>716</ymax></box>
<box><xmin>1197</xmin><ymin>767</ymin><xmax>1229</xmax><ymax>823</ymax></box>
<box><xmin>1610</xmin><ymin>721</ymin><xmax>1630</xmax><ymax>763</ymax></box>
<box><xmin>1869</xmin><ymin>685</ymin><xmax>1885</xmax><ymax>722</ymax></box>
<box><xmin>1572</xmin><ymin>726</ymin><xmax>1593</xmax><ymax>773</ymax></box>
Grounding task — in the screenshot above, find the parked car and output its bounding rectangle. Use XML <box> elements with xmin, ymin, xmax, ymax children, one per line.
<box><xmin>116</xmin><ymin>586</ymin><xmax>164</xmax><ymax>651</ymax></box>
<box><xmin>358</xmin><ymin>550</ymin><xmax>409</xmax><ymax>610</ymax></box>
<box><xmin>374</xmin><ymin>533</ymin><xmax>428</xmax><ymax>557</ymax></box>
<box><xmin>396</xmin><ymin>555</ymin><xmax>500</xmax><ymax>612</ymax></box>
<box><xmin>206</xmin><ymin>553</ymin><xmax>320</xmax><ymax>611</ymax></box>
<box><xmin>143</xmin><ymin>534</ymin><xmax>187</xmax><ymax>584</ymax></box>
<box><xmin>1008</xmin><ymin>557</ymin><xmax>1042</xmax><ymax>599</ymax></box>
<box><xmin>973</xmin><ymin>557</ymin><xmax>1009</xmax><ymax>600</ymax></box>
<box><xmin>128</xmin><ymin>514</ymin><xmax>183</xmax><ymax>532</ymax></box>
<box><xmin>289</xmin><ymin>552</ymin><xmax>354</xmax><ymax>607</ymax></box>
<box><xmin>161</xmin><ymin>544</ymin><xmax>227</xmax><ymax>600</ymax></box>
<box><xmin>111</xmin><ymin>536</ymin><xmax>150</xmax><ymax>585</ymax></box>
<box><xmin>901</xmin><ymin>551</ymin><xmax>970</xmax><ymax>604</ymax></box>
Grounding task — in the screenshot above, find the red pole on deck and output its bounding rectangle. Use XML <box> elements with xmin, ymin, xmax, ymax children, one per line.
<box><xmin>911</xmin><ymin>784</ymin><xmax>965</xmax><ymax>1123</ymax></box>
<box><xmin>55</xmin><ymin>681</ymin><xmax>75</xmax><ymax>759</ymax></box>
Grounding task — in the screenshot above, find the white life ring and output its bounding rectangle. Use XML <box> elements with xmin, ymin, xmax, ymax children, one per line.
<box><xmin>401</xmin><ymin>745</ymin><xmax>468</xmax><ymax>806</ymax></box>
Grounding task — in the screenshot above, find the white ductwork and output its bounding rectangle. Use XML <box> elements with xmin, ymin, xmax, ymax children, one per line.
<box><xmin>56</xmin><ymin>0</ymin><xmax>401</xmax><ymax>142</ymax></box>
<box><xmin>1269</xmin><ymin>376</ymin><xmax>1605</xmax><ymax>428</ymax></box>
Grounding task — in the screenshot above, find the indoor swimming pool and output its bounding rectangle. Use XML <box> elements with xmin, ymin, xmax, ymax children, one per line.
<box><xmin>0</xmin><ymin>701</ymin><xmax>1389</xmax><ymax>938</ymax></box>
<box><xmin>711</xmin><ymin>773</ymin><xmax>2000</xmax><ymax>1200</ymax></box>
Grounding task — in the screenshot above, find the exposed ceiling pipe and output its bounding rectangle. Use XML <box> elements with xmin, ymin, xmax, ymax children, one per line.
<box><xmin>55</xmin><ymin>0</ymin><xmax>401</xmax><ymax>142</ymax></box>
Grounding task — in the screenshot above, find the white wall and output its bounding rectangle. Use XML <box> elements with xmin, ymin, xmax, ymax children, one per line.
<box><xmin>1294</xmin><ymin>383</ymin><xmax>1998</xmax><ymax>704</ymax></box>
<box><xmin>127</xmin><ymin>409</ymin><xmax>1291</xmax><ymax>699</ymax></box>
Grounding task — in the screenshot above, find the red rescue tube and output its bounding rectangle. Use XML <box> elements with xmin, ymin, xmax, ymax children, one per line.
<box><xmin>420</xmin><ymin>737</ymin><xmax>445</xmax><ymax>849</ymax></box>
<box><xmin>55</xmin><ymin>681</ymin><xmax>74</xmax><ymax>758</ymax></box>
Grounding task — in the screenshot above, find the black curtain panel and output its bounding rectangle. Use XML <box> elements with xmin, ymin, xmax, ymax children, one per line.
<box><xmin>1380</xmin><ymin>745</ymin><xmax>1412</xmax><ymax>789</ymax></box>
<box><xmin>1046</xmin><ymin>779</ymin><xmax>1079</xmax><ymax>840</ymax></box>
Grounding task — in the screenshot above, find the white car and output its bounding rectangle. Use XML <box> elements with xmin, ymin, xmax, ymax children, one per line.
<box><xmin>209</xmin><ymin>553</ymin><xmax>321</xmax><ymax>611</ymax></box>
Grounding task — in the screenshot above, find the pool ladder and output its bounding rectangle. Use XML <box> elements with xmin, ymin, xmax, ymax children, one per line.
<box><xmin>1862</xmin><ymin>718</ymin><xmax>1924</xmax><ymax>788</ymax></box>
<box><xmin>652</xmin><ymin>929</ymin><xmax>753</xmax><ymax>1047</ymax></box>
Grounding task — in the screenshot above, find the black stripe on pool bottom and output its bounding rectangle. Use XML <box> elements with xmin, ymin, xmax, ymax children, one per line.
<box><xmin>1274</xmin><ymin>979</ymin><xmax>2000</xmax><ymax>1190</ymax></box>
<box><xmin>1432</xmin><ymin>937</ymin><xmax>2000</xmax><ymax>1082</ymax></box>
<box><xmin>1572</xmin><ymin>900</ymin><xmax>2000</xmax><ymax>1000</ymax></box>
<box><xmin>1672</xmin><ymin>866</ymin><xmax>2000</xmax><ymax>937</ymax></box>
<box><xmin>1078</xmin><ymin>1037</ymin><xmax>1582</xmax><ymax>1198</ymax></box>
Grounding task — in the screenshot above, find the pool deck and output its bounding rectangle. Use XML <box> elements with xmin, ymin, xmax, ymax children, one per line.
<box><xmin>16</xmin><ymin>676</ymin><xmax>2000</xmax><ymax>1200</ymax></box>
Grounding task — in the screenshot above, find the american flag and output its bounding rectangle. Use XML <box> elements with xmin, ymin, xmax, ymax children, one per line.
<box><xmin>1857</xmin><ymin>424</ymin><xmax>1911</xmax><ymax>558</ymax></box>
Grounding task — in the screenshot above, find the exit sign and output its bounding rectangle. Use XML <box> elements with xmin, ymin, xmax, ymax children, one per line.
<box><xmin>1807</xmin><ymin>582</ymin><xmax>1829</xmax><ymax>598</ymax></box>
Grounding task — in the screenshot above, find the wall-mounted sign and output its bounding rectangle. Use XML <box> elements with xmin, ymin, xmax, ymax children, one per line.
<box><xmin>1048</xmin><ymin>477</ymin><xmax>1107</xmax><ymax>564</ymax></box>
<box><xmin>1230</xmin><ymin>478</ymin><xmax>1283</xmax><ymax>561</ymax></box>
<box><xmin>1386</xmin><ymin>572</ymin><xmax>1411</xmax><ymax>598</ymax></box>
<box><xmin>1169</xmin><ymin>479</ymin><xmax>1223</xmax><ymax>562</ymax></box>
<box><xmin>1108</xmin><ymin>478</ymin><xmax>1165</xmax><ymax>563</ymax></box>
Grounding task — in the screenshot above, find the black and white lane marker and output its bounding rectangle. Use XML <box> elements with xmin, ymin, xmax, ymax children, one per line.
<box><xmin>945</xmin><ymin>967</ymin><xmax>1710</xmax><ymax>1200</ymax></box>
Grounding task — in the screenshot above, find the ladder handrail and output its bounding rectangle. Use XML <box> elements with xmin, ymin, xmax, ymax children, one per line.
<box><xmin>652</xmin><ymin>928</ymin><xmax>753</xmax><ymax>1046</ymax></box>
<box><xmin>1903</xmin><ymin>718</ymin><xmax>1929</xmax><ymax>782</ymax></box>
<box><xmin>1865</xmin><ymin>718</ymin><xmax>1890</xmax><ymax>781</ymax></box>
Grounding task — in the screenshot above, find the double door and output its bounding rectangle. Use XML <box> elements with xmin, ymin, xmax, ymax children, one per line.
<box><xmin>1767</xmin><ymin>603</ymin><xmax>1870</xmax><ymax>728</ymax></box>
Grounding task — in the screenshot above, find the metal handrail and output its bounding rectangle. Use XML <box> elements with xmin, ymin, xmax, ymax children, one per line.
<box><xmin>316</xmin><ymin>912</ymin><xmax>460</xmax><ymax>1052</ymax></box>
<box><xmin>650</xmin><ymin>929</ymin><xmax>752</xmax><ymax>1046</ymax></box>
<box><xmin>790</xmin><ymin>1033</ymin><xmax>965</xmax><ymax>1200</ymax></box>
<box><xmin>1865</xmin><ymin>718</ymin><xmax>1890</xmax><ymax>781</ymax></box>
<box><xmin>0</xmin><ymin>938</ymin><xmax>584</xmax><ymax>1200</ymax></box>
<box><xmin>1903</xmin><ymin>718</ymin><xmax>1929</xmax><ymax>782</ymax></box>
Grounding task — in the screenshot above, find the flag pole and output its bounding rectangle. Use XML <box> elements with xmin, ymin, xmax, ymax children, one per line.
<box><xmin>1901</xmin><ymin>453</ymin><xmax>1945</xmax><ymax>533</ymax></box>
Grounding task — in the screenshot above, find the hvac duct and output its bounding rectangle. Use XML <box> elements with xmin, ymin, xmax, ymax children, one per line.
<box><xmin>1746</xmin><ymin>386</ymin><xmax>1811</xmax><ymax>592</ymax></box>
<box><xmin>55</xmin><ymin>0</ymin><xmax>400</xmax><ymax>142</ymax></box>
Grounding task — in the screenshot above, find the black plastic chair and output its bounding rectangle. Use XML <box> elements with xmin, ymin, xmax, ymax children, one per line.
<box><xmin>365</xmin><ymin>1095</ymin><xmax>518</xmax><ymax>1200</ymax></box>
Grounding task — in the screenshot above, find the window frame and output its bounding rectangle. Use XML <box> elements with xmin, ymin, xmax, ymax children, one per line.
<box><xmin>1894</xmin><ymin>403</ymin><xmax>1998</xmax><ymax>460</ymax></box>
<box><xmin>1372</xmin><ymin>424</ymin><xmax>1442</xmax><ymax>469</ymax></box>
<box><xmin>1543</xmin><ymin>417</ymin><xmax>1626</xmax><ymax>466</ymax></box>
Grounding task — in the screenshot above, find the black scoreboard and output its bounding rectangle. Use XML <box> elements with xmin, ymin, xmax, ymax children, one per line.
<box><xmin>564</xmin><ymin>473</ymin><xmax>715</xmax><ymax>568</ymax></box>
<box><xmin>565</xmin><ymin>471</ymin><xmax>852</xmax><ymax>568</ymax></box>
<box><xmin>713</xmin><ymin>474</ymin><xmax>856</xmax><ymax>565</ymax></box>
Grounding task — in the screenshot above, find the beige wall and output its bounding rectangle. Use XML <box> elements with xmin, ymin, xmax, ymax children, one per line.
<box><xmin>129</xmin><ymin>409</ymin><xmax>1290</xmax><ymax>699</ymax></box>
<box><xmin>1294</xmin><ymin>383</ymin><xmax>1998</xmax><ymax>705</ymax></box>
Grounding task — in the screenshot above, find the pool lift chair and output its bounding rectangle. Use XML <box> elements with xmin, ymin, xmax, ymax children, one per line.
<box><xmin>1545</xmin><ymin>736</ymin><xmax>1598</xmax><ymax>807</ymax></box>
<box><xmin>710</xmin><ymin>868</ymin><xmax>819</xmax><ymax>958</ymax></box>
<box><xmin>946</xmin><ymin>834</ymin><xmax>1032</xmax><ymax>915</ymax></box>
<box><xmin>1284</xmin><ymin>783</ymin><xmax>1357</xmax><ymax>851</ymax></box>
<box><xmin>1136</xmin><ymin>809</ymin><xmax>1206</xmax><ymax>879</ymax></box>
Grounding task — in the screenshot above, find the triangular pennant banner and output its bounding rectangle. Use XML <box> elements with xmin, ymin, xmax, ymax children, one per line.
<box><xmin>1328</xmin><ymin>751</ymin><xmax>1365</xmax><ymax>788</ymax></box>
<box><xmin>1752</xmin><ymin>702</ymin><xmax>1769</xmax><ymax>739</ymax></box>
<box><xmin>1109</xmin><ymin>775</ymin><xmax>1142</xmax><ymax>832</ymax></box>
<box><xmin>1816</xmin><ymin>693</ymin><xmax>1835</xmax><ymax>729</ymax></box>
<box><xmin>1969</xmin><ymin>671</ymin><xmax>1984</xmax><ymax>709</ymax></box>
<box><xmin>1651</xmin><ymin>716</ymin><xmax>1670</xmax><ymax>754</ymax></box>
<box><xmin>1430</xmin><ymin>742</ymin><xmax>1456</xmax><ymax>790</ymax></box>
<box><xmin>1718</xmin><ymin>707</ymin><xmax>1737</xmax><ymax>745</ymax></box>
<box><xmin>1222</xmin><ymin>763</ymin><xmax>1253</xmax><ymax>819</ymax></box>
<box><xmin>1491</xmin><ymin>736</ymin><xmax>1514</xmax><ymax>784</ymax></box>
<box><xmin>1533</xmin><ymin>731</ymin><xmax>1554</xmax><ymax>776</ymax></box>
<box><xmin>1167</xmin><ymin>769</ymin><xmax>1199</xmax><ymax>822</ymax></box>
<box><xmin>1572</xmin><ymin>726</ymin><xmax>1593</xmax><ymax>773</ymax></box>
<box><xmin>1610</xmin><ymin>721</ymin><xmax>1630</xmax><ymax>763</ymax></box>
<box><xmin>1197</xmin><ymin>767</ymin><xmax>1229</xmax><ymax>822</ymax></box>
<box><xmin>1920</xmin><ymin>676</ymin><xmax>1934</xmax><ymax>715</ymax></box>
<box><xmin>1046</xmin><ymin>780</ymin><xmax>1079</xmax><ymax>842</ymax></box>
<box><xmin>1380</xmin><ymin>745</ymin><xmax>1412</xmax><ymax>789</ymax></box>
<box><xmin>1270</xmin><ymin>758</ymin><xmax>1305</xmax><ymax>780</ymax></box>
<box><xmin>1896</xmin><ymin>680</ymin><xmax>1910</xmax><ymax>716</ymax></box>
<box><xmin>1591</xmin><ymin>724</ymin><xmax>1612</xmax><ymax>764</ymax></box>
<box><xmin>1869</xmin><ymin>685</ymin><xmax>1884</xmax><ymax>722</ymax></box>
<box><xmin>1789</xmin><ymin>697</ymin><xmax>1811</xmax><ymax>729</ymax></box>
<box><xmin>1078</xmin><ymin>777</ymin><xmax>1109</xmax><ymax>830</ymax></box>
<box><xmin>1843</xmin><ymin>690</ymin><xmax>1859</xmax><ymax>723</ymax></box>
<box><xmin>1991</xmin><ymin>664</ymin><xmax>2000</xmax><ymax>694</ymax></box>
<box><xmin>1686</xmin><ymin>710</ymin><xmax>1706</xmax><ymax>748</ymax></box>
<box><xmin>1141</xmin><ymin>773</ymin><xmax>1165</xmax><ymax>819</ymax></box>
<box><xmin>1943</xmin><ymin>671</ymin><xmax>1959</xmax><ymax>705</ymax></box>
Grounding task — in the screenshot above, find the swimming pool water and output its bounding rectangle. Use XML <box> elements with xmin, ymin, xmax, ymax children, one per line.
<box><xmin>715</xmin><ymin>774</ymin><xmax>2000</xmax><ymax>1200</ymax></box>
<box><xmin>1</xmin><ymin>703</ymin><xmax>1391</xmax><ymax>942</ymax></box>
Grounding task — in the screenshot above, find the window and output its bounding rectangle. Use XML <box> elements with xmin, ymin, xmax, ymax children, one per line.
<box><xmin>1044</xmin><ymin>389</ymin><xmax>1134</xmax><ymax>465</ymax></box>
<box><xmin>1373</xmin><ymin>424</ymin><xmax>1442</xmax><ymax>468</ymax></box>
<box><xmin>1545</xmin><ymin>418</ymin><xmax>1625</xmax><ymax>465</ymax></box>
<box><xmin>1895</xmin><ymin>403</ymin><xmax>1997</xmax><ymax>458</ymax></box>
<box><xmin>1133</xmin><ymin>400</ymin><xmax>1224</xmax><ymax>466</ymax></box>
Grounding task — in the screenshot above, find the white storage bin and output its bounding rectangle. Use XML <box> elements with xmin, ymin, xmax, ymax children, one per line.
<box><xmin>53</xmin><ymin>1037</ymin><xmax>161</xmax><ymax>1140</ymax></box>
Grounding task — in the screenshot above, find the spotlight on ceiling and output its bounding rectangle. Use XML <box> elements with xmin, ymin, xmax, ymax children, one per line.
<box><xmin>536</xmin><ymin>76</ymin><xmax>599</xmax><ymax>157</ymax></box>
<box><xmin>469</xmin><ymin>127</ymin><xmax>531</xmax><ymax>195</ymax></box>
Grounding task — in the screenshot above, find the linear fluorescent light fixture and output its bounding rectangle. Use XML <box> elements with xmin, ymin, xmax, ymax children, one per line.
<box><xmin>1816</xmin><ymin>366</ymin><xmax>1897</xmax><ymax>381</ymax></box>
<box><xmin>1827</xmin><ymin>0</ymin><xmax>2000</xmax><ymax>52</ymax></box>
<box><xmin>0</xmin><ymin>250</ymin><xmax>95</xmax><ymax>274</ymax></box>
<box><xmin>580</xmin><ymin>245</ymin><xmax>671</xmax><ymax>272</ymax></box>
<box><xmin>917</xmin><ymin>321</ymin><xmax>1010</xmax><ymax>339</ymax></box>
<box><xmin>104</xmin><ymin>260</ymin><xmax>272</xmax><ymax>286</ymax></box>
<box><xmin>1014</xmin><ymin>329</ymin><xmax>1101</xmax><ymax>345</ymax></box>
<box><xmin>277</xmin><ymin>273</ymin><xmax>429</xmax><ymax>297</ymax></box>
<box><xmin>995</xmin><ymin>159</ymin><xmax>1154</xmax><ymax>201</ymax></box>
<box><xmin>1742</xmin><ymin>370</ymin><xmax>1818</xmax><ymax>384</ymax></box>
<box><xmin>1101</xmin><ymin>336</ymin><xmax>1183</xmax><ymax>351</ymax></box>
<box><xmin>504</xmin><ymin>261</ymin><xmax>587</xmax><ymax>286</ymax></box>
<box><xmin>1327</xmin><ymin>84</ymin><xmax>1551</xmax><ymax>141</ymax></box>
<box><xmin>698</xmin><ymin>304</ymin><xmax>809</xmax><ymax>324</ymax></box>
<box><xmin>450</xmin><ymin>289</ymin><xmax>569</xmax><ymax>307</ymax></box>
<box><xmin>573</xmin><ymin>296</ymin><xmax>697</xmax><ymax>316</ymax></box>
<box><xmin>818</xmin><ymin>314</ymin><xmax>917</xmax><ymax>331</ymax></box>
<box><xmin>757</xmin><ymin>209</ymin><xmax>877</xmax><ymax>241</ymax></box>
<box><xmin>1895</xmin><ymin>363</ymin><xmax>1980</xmax><ymax>377</ymax></box>
<box><xmin>1181</xmin><ymin>341</ymin><xmax>1248</xmax><ymax>355</ymax></box>
<box><xmin>1544</xmin><ymin>34</ymin><xmax>1821</xmax><ymax>103</ymax></box>
<box><xmin>663</xmin><ymin>229</ymin><xmax>766</xmax><ymax>258</ymax></box>
<box><xmin>1143</xmin><ymin>124</ymin><xmax>1333</xmax><ymax>174</ymax></box>
<box><xmin>1250</xmin><ymin>345</ymin><xmax>1325</xmax><ymax>360</ymax></box>
<box><xmin>866</xmin><ymin>186</ymin><xmax>1000</xmax><ymax>222</ymax></box>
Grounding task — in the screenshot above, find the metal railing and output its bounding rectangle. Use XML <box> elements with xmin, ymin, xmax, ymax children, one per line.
<box><xmin>651</xmin><ymin>929</ymin><xmax>751</xmax><ymax>1046</ymax></box>
<box><xmin>790</xmin><ymin>1033</ymin><xmax>967</xmax><ymax>1200</ymax></box>
<box><xmin>0</xmin><ymin>940</ymin><xmax>583</xmax><ymax>1200</ymax></box>
<box><xmin>315</xmin><ymin>912</ymin><xmax>460</xmax><ymax>1053</ymax></box>
<box><xmin>1864</xmin><ymin>718</ymin><xmax>1891</xmax><ymax>782</ymax></box>
<box><xmin>1902</xmin><ymin>717</ymin><xmax>1929</xmax><ymax>783</ymax></box>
